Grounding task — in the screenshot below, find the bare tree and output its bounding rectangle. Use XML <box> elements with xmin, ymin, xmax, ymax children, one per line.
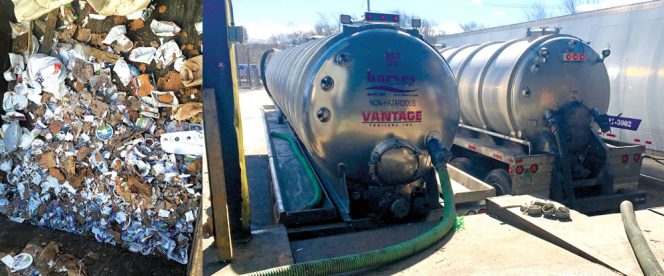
<box><xmin>523</xmin><ymin>2</ymin><xmax>551</xmax><ymax>21</ymax></box>
<box><xmin>459</xmin><ymin>22</ymin><xmax>485</xmax><ymax>32</ymax></box>
<box><xmin>266</xmin><ymin>11</ymin><xmax>443</xmax><ymax>46</ymax></box>
<box><xmin>314</xmin><ymin>12</ymin><xmax>340</xmax><ymax>36</ymax></box>
<box><xmin>391</xmin><ymin>10</ymin><xmax>444</xmax><ymax>42</ymax></box>
<box><xmin>561</xmin><ymin>0</ymin><xmax>602</xmax><ymax>14</ymax></box>
<box><xmin>560</xmin><ymin>0</ymin><xmax>577</xmax><ymax>14</ymax></box>
<box><xmin>268</xmin><ymin>30</ymin><xmax>312</xmax><ymax>46</ymax></box>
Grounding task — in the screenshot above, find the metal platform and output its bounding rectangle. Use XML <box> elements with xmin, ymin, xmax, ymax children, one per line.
<box><xmin>262</xmin><ymin>105</ymin><xmax>339</xmax><ymax>227</ymax></box>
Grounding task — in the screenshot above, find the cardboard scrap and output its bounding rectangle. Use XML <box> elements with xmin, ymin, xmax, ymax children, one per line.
<box><xmin>37</xmin><ymin>151</ymin><xmax>57</xmax><ymax>168</ymax></box>
<box><xmin>172</xmin><ymin>102</ymin><xmax>202</xmax><ymax>122</ymax></box>
<box><xmin>137</xmin><ymin>74</ymin><xmax>153</xmax><ymax>97</ymax></box>
<box><xmin>157</xmin><ymin>71</ymin><xmax>182</xmax><ymax>91</ymax></box>
<box><xmin>128</xmin><ymin>174</ymin><xmax>152</xmax><ymax>197</ymax></box>
<box><xmin>48</xmin><ymin>168</ymin><xmax>66</xmax><ymax>182</ymax></box>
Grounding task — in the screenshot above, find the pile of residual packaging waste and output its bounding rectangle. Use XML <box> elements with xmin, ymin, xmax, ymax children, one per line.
<box><xmin>1</xmin><ymin>0</ymin><xmax>203</xmax><ymax>265</ymax></box>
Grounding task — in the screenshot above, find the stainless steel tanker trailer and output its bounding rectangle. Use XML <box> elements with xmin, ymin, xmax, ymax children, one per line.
<box><xmin>259</xmin><ymin>12</ymin><xmax>461</xmax><ymax>231</ymax></box>
<box><xmin>440</xmin><ymin>28</ymin><xmax>646</xmax><ymax>213</ymax></box>
<box><xmin>438</xmin><ymin>2</ymin><xmax>664</xmax><ymax>155</ymax></box>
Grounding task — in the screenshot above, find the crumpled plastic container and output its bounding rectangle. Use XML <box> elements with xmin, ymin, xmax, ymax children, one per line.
<box><xmin>2</xmin><ymin>121</ymin><xmax>21</xmax><ymax>152</ymax></box>
<box><xmin>2</xmin><ymin>92</ymin><xmax>28</xmax><ymax>112</ymax></box>
<box><xmin>129</xmin><ymin>47</ymin><xmax>157</xmax><ymax>64</ymax></box>
<box><xmin>154</xmin><ymin>40</ymin><xmax>182</xmax><ymax>68</ymax></box>
<box><xmin>150</xmin><ymin>20</ymin><xmax>181</xmax><ymax>37</ymax></box>
<box><xmin>113</xmin><ymin>58</ymin><xmax>132</xmax><ymax>86</ymax></box>
<box><xmin>26</xmin><ymin>54</ymin><xmax>68</xmax><ymax>95</ymax></box>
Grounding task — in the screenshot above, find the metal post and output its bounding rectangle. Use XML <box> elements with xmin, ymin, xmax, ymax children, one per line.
<box><xmin>203</xmin><ymin>0</ymin><xmax>251</xmax><ymax>256</ymax></box>
<box><xmin>367</xmin><ymin>0</ymin><xmax>371</xmax><ymax>11</ymax></box>
<box><xmin>246</xmin><ymin>46</ymin><xmax>252</xmax><ymax>87</ymax></box>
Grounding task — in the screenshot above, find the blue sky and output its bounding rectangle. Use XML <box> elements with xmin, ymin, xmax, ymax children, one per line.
<box><xmin>233</xmin><ymin>0</ymin><xmax>650</xmax><ymax>42</ymax></box>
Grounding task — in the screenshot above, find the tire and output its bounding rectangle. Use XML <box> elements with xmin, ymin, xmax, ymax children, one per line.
<box><xmin>449</xmin><ymin>157</ymin><xmax>483</xmax><ymax>179</ymax></box>
<box><xmin>484</xmin><ymin>169</ymin><xmax>512</xmax><ymax>196</ymax></box>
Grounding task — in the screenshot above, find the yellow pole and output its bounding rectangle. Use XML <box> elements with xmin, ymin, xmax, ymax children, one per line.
<box><xmin>224</xmin><ymin>0</ymin><xmax>252</xmax><ymax>233</ymax></box>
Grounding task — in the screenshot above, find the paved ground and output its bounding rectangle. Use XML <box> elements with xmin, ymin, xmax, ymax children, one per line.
<box><xmin>370</xmin><ymin>214</ymin><xmax>617</xmax><ymax>276</ymax></box>
<box><xmin>203</xmin><ymin>87</ymin><xmax>664</xmax><ymax>275</ymax></box>
<box><xmin>641</xmin><ymin>158</ymin><xmax>664</xmax><ymax>208</ymax></box>
<box><xmin>238</xmin><ymin>88</ymin><xmax>273</xmax><ymax>156</ymax></box>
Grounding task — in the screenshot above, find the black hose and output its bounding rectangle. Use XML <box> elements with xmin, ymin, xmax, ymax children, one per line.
<box><xmin>620</xmin><ymin>201</ymin><xmax>664</xmax><ymax>276</ymax></box>
<box><xmin>643</xmin><ymin>155</ymin><xmax>664</xmax><ymax>167</ymax></box>
<box><xmin>545</xmin><ymin>109</ymin><xmax>575</xmax><ymax>206</ymax></box>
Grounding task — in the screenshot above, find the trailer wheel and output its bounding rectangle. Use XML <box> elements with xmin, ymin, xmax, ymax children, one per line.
<box><xmin>449</xmin><ymin>157</ymin><xmax>482</xmax><ymax>178</ymax></box>
<box><xmin>484</xmin><ymin>169</ymin><xmax>512</xmax><ymax>195</ymax></box>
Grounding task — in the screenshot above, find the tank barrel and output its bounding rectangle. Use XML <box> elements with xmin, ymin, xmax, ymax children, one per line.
<box><xmin>262</xmin><ymin>20</ymin><xmax>459</xmax><ymax>220</ymax></box>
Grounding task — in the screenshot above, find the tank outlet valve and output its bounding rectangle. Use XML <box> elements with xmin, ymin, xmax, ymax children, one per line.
<box><xmin>425</xmin><ymin>134</ymin><xmax>452</xmax><ymax>169</ymax></box>
<box><xmin>591</xmin><ymin>108</ymin><xmax>611</xmax><ymax>132</ymax></box>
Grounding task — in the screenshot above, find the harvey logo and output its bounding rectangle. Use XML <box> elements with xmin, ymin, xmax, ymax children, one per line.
<box><xmin>365</xmin><ymin>71</ymin><xmax>417</xmax><ymax>93</ymax></box>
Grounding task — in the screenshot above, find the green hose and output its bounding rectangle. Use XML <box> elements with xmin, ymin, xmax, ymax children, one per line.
<box><xmin>270</xmin><ymin>132</ymin><xmax>323</xmax><ymax>210</ymax></box>
<box><xmin>245</xmin><ymin>157</ymin><xmax>457</xmax><ymax>275</ymax></box>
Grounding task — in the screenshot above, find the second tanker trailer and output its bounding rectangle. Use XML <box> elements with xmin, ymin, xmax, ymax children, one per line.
<box><xmin>440</xmin><ymin>28</ymin><xmax>646</xmax><ymax>213</ymax></box>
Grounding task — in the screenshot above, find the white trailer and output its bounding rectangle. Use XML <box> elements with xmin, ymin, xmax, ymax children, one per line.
<box><xmin>439</xmin><ymin>1</ymin><xmax>664</xmax><ymax>155</ymax></box>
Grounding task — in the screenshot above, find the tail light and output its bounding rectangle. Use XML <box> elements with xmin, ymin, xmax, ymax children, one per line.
<box><xmin>515</xmin><ymin>165</ymin><xmax>524</xmax><ymax>175</ymax></box>
<box><xmin>621</xmin><ymin>154</ymin><xmax>629</xmax><ymax>163</ymax></box>
<box><xmin>478</xmin><ymin>209</ymin><xmax>487</xmax><ymax>214</ymax></box>
<box><xmin>633</xmin><ymin>154</ymin><xmax>641</xmax><ymax>162</ymax></box>
<box><xmin>530</xmin><ymin>164</ymin><xmax>539</xmax><ymax>173</ymax></box>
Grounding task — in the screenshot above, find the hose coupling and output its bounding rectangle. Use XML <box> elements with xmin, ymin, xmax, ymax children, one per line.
<box><xmin>591</xmin><ymin>107</ymin><xmax>611</xmax><ymax>133</ymax></box>
<box><xmin>425</xmin><ymin>133</ymin><xmax>452</xmax><ymax>169</ymax></box>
